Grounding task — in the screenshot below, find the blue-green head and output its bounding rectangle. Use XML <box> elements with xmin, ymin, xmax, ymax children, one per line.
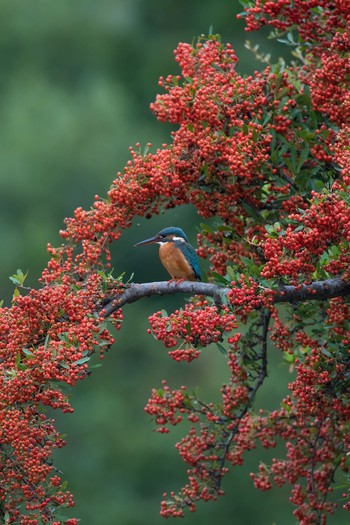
<box><xmin>134</xmin><ymin>226</ymin><xmax>189</xmax><ymax>246</ymax></box>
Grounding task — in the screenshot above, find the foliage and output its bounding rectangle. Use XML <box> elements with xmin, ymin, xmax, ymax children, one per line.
<box><xmin>0</xmin><ymin>1</ymin><xmax>350</xmax><ymax>524</ymax></box>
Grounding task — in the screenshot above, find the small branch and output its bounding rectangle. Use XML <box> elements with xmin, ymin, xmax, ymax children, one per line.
<box><xmin>259</xmin><ymin>308</ymin><xmax>270</xmax><ymax>384</ymax></box>
<box><xmin>101</xmin><ymin>277</ymin><xmax>350</xmax><ymax>317</ymax></box>
<box><xmin>214</xmin><ymin>308</ymin><xmax>271</xmax><ymax>492</ymax></box>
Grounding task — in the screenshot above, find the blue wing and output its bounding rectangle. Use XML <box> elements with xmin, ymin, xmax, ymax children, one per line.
<box><xmin>175</xmin><ymin>240</ymin><xmax>201</xmax><ymax>281</ymax></box>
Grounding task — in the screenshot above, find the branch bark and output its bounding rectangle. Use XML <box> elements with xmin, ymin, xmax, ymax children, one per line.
<box><xmin>101</xmin><ymin>276</ymin><xmax>350</xmax><ymax>317</ymax></box>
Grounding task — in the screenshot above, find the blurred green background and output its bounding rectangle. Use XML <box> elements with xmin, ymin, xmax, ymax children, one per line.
<box><xmin>0</xmin><ymin>1</ymin><xmax>347</xmax><ymax>524</ymax></box>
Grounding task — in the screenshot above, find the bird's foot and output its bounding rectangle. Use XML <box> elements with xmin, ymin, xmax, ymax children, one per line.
<box><xmin>167</xmin><ymin>278</ymin><xmax>185</xmax><ymax>285</ymax></box>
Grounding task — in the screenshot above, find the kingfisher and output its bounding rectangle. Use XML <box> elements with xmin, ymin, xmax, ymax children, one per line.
<box><xmin>134</xmin><ymin>226</ymin><xmax>201</xmax><ymax>282</ymax></box>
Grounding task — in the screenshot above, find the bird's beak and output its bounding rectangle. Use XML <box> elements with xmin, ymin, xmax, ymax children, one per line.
<box><xmin>134</xmin><ymin>235</ymin><xmax>159</xmax><ymax>247</ymax></box>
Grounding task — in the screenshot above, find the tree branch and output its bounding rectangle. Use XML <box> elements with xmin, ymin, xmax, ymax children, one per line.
<box><xmin>101</xmin><ymin>277</ymin><xmax>350</xmax><ymax>317</ymax></box>
<box><xmin>214</xmin><ymin>308</ymin><xmax>271</xmax><ymax>493</ymax></box>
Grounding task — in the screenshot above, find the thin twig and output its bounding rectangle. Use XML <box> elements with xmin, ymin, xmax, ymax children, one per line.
<box><xmin>214</xmin><ymin>309</ymin><xmax>271</xmax><ymax>491</ymax></box>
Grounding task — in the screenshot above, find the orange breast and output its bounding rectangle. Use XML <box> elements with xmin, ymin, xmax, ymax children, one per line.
<box><xmin>159</xmin><ymin>243</ymin><xmax>196</xmax><ymax>281</ymax></box>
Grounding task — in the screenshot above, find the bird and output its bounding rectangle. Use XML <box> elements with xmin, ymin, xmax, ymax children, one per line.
<box><xmin>134</xmin><ymin>226</ymin><xmax>201</xmax><ymax>282</ymax></box>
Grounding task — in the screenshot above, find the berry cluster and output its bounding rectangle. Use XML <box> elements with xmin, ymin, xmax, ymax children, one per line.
<box><xmin>148</xmin><ymin>302</ymin><xmax>237</xmax><ymax>361</ymax></box>
<box><xmin>241</xmin><ymin>0</ymin><xmax>350</xmax><ymax>127</ymax></box>
<box><xmin>0</xmin><ymin>276</ymin><xmax>121</xmax><ymax>523</ymax></box>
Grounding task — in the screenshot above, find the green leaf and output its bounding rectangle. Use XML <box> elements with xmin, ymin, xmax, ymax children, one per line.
<box><xmin>310</xmin><ymin>178</ymin><xmax>326</xmax><ymax>192</ymax></box>
<box><xmin>44</xmin><ymin>333</ymin><xmax>50</xmax><ymax>349</ymax></box>
<box><xmin>293</xmin><ymin>224</ymin><xmax>304</xmax><ymax>233</ymax></box>
<box><xmin>238</xmin><ymin>0</ymin><xmax>251</xmax><ymax>8</ymax></box>
<box><xmin>240</xmin><ymin>256</ymin><xmax>254</xmax><ymax>268</ymax></box>
<box><xmin>211</xmin><ymin>272</ymin><xmax>230</xmax><ymax>285</ymax></box>
<box><xmin>216</xmin><ymin>342</ymin><xmax>228</xmax><ymax>356</ymax></box>
<box><xmin>51</xmin><ymin>515</ymin><xmax>69</xmax><ymax>522</ymax></box>
<box><xmin>290</xmin><ymin>145</ymin><xmax>297</xmax><ymax>173</ymax></box>
<box><xmin>98</xmin><ymin>321</ymin><xmax>107</xmax><ymax>333</ymax></box>
<box><xmin>60</xmin><ymin>480</ymin><xmax>68</xmax><ymax>491</ymax></box>
<box><xmin>229</xmin><ymin>126</ymin><xmax>237</xmax><ymax>137</ymax></box>
<box><xmin>320</xmin><ymin>251</ymin><xmax>330</xmax><ymax>264</ymax></box>
<box><xmin>90</xmin><ymin>363</ymin><xmax>103</xmax><ymax>369</ymax></box>
<box><xmin>73</xmin><ymin>356</ymin><xmax>91</xmax><ymax>365</ymax></box>
<box><xmin>9</xmin><ymin>269</ymin><xmax>28</xmax><ymax>286</ymax></box>
<box><xmin>241</xmin><ymin>201</ymin><xmax>264</xmax><ymax>223</ymax></box>
<box><xmin>283</xmin><ymin>156</ymin><xmax>292</xmax><ymax>172</ymax></box>
<box><xmin>283</xmin><ymin>352</ymin><xmax>296</xmax><ymax>364</ymax></box>
<box><xmin>280</xmin><ymin>401</ymin><xmax>292</xmax><ymax>413</ymax></box>
<box><xmin>200</xmin><ymin>222</ymin><xmax>215</xmax><ymax>235</ymax></box>
<box><xmin>9</xmin><ymin>275</ymin><xmax>21</xmax><ymax>285</ymax></box>
<box><xmin>262</xmin><ymin>111</ymin><xmax>272</xmax><ymax>126</ymax></box>
<box><xmin>296</xmin><ymin>144</ymin><xmax>310</xmax><ymax>173</ymax></box>
<box><xmin>58</xmin><ymin>332</ymin><xmax>69</xmax><ymax>343</ymax></box>
<box><xmin>265</xmin><ymin>224</ymin><xmax>278</xmax><ymax>238</ymax></box>
<box><xmin>115</xmin><ymin>271</ymin><xmax>126</xmax><ymax>282</ymax></box>
<box><xmin>329</xmin><ymin>245</ymin><xmax>340</xmax><ymax>257</ymax></box>
<box><xmin>125</xmin><ymin>272</ymin><xmax>134</xmax><ymax>284</ymax></box>
<box><xmin>321</xmin><ymin>348</ymin><xmax>332</xmax><ymax>358</ymax></box>
<box><xmin>226</xmin><ymin>266</ymin><xmax>240</xmax><ymax>282</ymax></box>
<box><xmin>217</xmin><ymin>225</ymin><xmax>234</xmax><ymax>232</ymax></box>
